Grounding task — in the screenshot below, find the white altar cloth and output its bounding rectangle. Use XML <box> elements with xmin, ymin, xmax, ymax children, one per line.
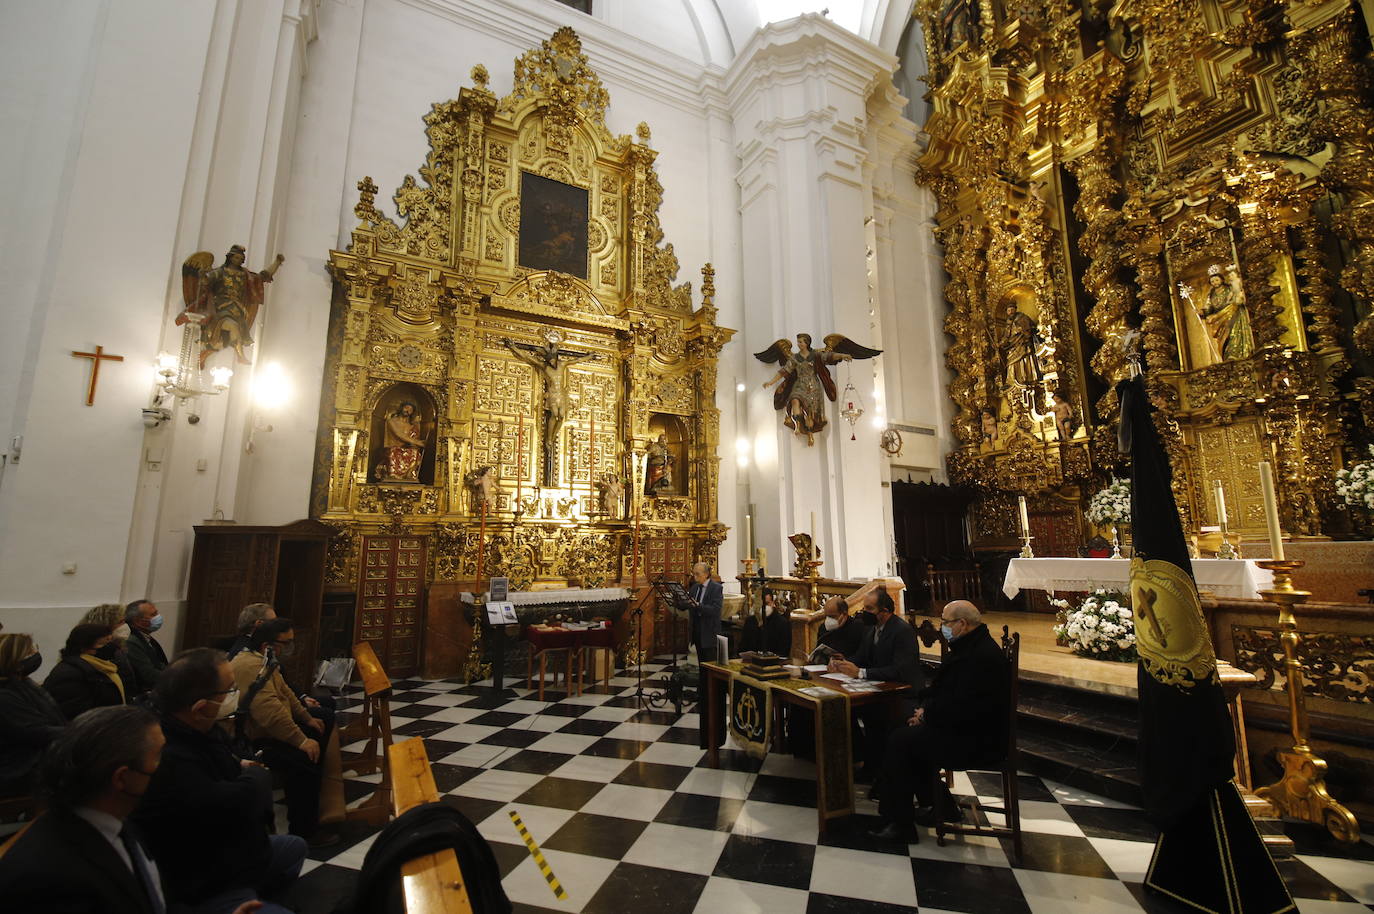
<box><xmin>1002</xmin><ymin>557</ymin><xmax>1273</xmax><ymax>600</ymax></box>
<box><xmin>507</xmin><ymin>587</ymin><xmax>630</xmax><ymax>605</ymax></box>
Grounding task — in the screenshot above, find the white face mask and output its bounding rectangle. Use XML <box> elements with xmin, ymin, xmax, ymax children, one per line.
<box><xmin>112</xmin><ymin>624</ymin><xmax>131</xmax><ymax>641</ymax></box>
<box><xmin>823</xmin><ymin>616</ymin><xmax>841</xmax><ymax>631</ymax></box>
<box><xmin>213</xmin><ymin>689</ymin><xmax>239</xmax><ymax>720</ymax></box>
<box><xmin>764</xmin><ymin>605</ymin><xmax>774</xmax><ymax>616</ymax></box>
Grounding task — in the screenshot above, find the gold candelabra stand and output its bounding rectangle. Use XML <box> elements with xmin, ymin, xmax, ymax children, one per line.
<box><xmin>740</xmin><ymin>558</ymin><xmax>757</xmax><ymax>620</ymax></box>
<box><xmin>1253</xmin><ymin>560</ymin><xmax>1359</xmax><ymax>842</ymax></box>
<box><xmin>804</xmin><ymin>559</ymin><xmax>824</xmax><ymax>611</ymax></box>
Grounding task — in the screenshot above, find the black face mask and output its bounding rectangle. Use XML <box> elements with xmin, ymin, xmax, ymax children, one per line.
<box><xmin>95</xmin><ymin>643</ymin><xmax>120</xmax><ymax>661</ymax></box>
<box><xmin>18</xmin><ymin>653</ymin><xmax>42</xmax><ymax>677</ymax></box>
<box><xmin>857</xmin><ymin>610</ymin><xmax>879</xmax><ymax>626</ymax></box>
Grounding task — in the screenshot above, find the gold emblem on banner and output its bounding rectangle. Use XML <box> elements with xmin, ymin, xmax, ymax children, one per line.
<box><xmin>734</xmin><ymin>689</ymin><xmax>763</xmax><ymax>740</ymax></box>
<box><xmin>1129</xmin><ymin>558</ymin><xmax>1218</xmax><ymax>690</ymax></box>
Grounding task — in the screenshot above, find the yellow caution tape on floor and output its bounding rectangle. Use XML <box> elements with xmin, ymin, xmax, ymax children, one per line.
<box><xmin>509</xmin><ymin>809</ymin><xmax>568</xmax><ymax>901</ymax></box>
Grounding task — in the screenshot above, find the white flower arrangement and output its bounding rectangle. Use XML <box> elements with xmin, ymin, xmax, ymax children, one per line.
<box><xmin>1335</xmin><ymin>446</ymin><xmax>1374</xmax><ymax>511</ymax></box>
<box><xmin>1052</xmin><ymin>590</ymin><xmax>1137</xmax><ymax>663</ymax></box>
<box><xmin>1086</xmin><ymin>478</ymin><xmax>1132</xmax><ymax>527</ymax></box>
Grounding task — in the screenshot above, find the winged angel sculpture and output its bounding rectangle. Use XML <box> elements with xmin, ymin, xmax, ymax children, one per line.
<box><xmin>178</xmin><ymin>246</ymin><xmax>284</xmax><ymax>366</ymax></box>
<box><xmin>755</xmin><ymin>334</ymin><xmax>882</xmax><ymax>446</ymax></box>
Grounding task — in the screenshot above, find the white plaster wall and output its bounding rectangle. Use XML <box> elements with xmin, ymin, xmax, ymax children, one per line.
<box><xmin>0</xmin><ymin>0</ymin><xmax>218</xmax><ymax>673</ymax></box>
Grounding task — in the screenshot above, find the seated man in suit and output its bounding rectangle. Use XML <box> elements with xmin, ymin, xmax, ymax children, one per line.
<box><xmin>122</xmin><ymin>599</ymin><xmax>169</xmax><ymax>698</ymax></box>
<box><xmin>814</xmin><ymin>595</ymin><xmax>866</xmax><ymax>660</ymax></box>
<box><xmin>0</xmin><ymin>705</ymin><xmax>171</xmax><ymax>913</ymax></box>
<box><xmin>136</xmin><ymin>647</ymin><xmax>306</xmax><ymax>912</ymax></box>
<box><xmin>828</xmin><ymin>586</ymin><xmax>922</xmax><ymax>780</ymax></box>
<box><xmin>872</xmin><ymin>600</ymin><xmax>1011</xmax><ymax>841</ymax></box>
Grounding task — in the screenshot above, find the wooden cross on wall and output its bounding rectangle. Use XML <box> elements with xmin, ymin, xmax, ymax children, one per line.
<box><xmin>71</xmin><ymin>345</ymin><xmax>124</xmax><ymax>406</ymax></box>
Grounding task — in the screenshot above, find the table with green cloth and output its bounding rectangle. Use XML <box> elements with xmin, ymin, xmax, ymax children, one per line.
<box><xmin>700</xmin><ymin>660</ymin><xmax>911</xmax><ymax>833</ymax></box>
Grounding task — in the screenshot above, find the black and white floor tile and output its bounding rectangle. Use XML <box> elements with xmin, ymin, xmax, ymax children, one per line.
<box><xmin>282</xmin><ymin>661</ymin><xmax>1374</xmax><ymax>914</ymax></box>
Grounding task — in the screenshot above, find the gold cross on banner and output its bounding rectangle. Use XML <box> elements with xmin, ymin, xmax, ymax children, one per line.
<box><xmin>71</xmin><ymin>345</ymin><xmax>125</xmax><ymax>406</ymax></box>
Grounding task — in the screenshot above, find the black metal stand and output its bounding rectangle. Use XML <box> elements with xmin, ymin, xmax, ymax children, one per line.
<box><xmin>631</xmin><ymin>577</ymin><xmax>696</xmax><ymax>714</ymax></box>
<box><xmin>491</xmin><ymin>622</ymin><xmax>507</xmax><ymax>695</ymax></box>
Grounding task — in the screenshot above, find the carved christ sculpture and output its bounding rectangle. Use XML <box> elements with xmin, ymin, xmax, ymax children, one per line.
<box><xmin>754</xmin><ymin>333</ymin><xmax>882</xmax><ymax>446</ymax></box>
<box><xmin>503</xmin><ymin>331</ymin><xmax>593</xmax><ymax>485</ymax></box>
<box><xmin>377</xmin><ymin>400</ymin><xmax>429</xmax><ymax>482</ymax></box>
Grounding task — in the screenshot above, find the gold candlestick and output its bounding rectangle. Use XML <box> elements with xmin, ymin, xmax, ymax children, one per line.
<box><xmin>805</xmin><ymin>559</ymin><xmax>823</xmax><ymax>612</ymax></box>
<box><xmin>1253</xmin><ymin>559</ymin><xmax>1359</xmax><ymax>842</ymax></box>
<box><xmin>1019</xmin><ymin>535</ymin><xmax>1034</xmax><ymax>559</ymax></box>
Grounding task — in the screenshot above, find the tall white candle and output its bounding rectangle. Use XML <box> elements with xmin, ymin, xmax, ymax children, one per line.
<box><xmin>744</xmin><ymin>513</ymin><xmax>753</xmax><ymax>557</ymax></box>
<box><xmin>1258</xmin><ymin>461</ymin><xmax>1284</xmax><ymax>560</ymax></box>
<box><xmin>810</xmin><ymin>511</ymin><xmax>817</xmax><ymax>560</ymax></box>
<box><xmin>1017</xmin><ymin>496</ymin><xmax>1030</xmax><ymax>537</ymax></box>
<box><xmin>1214</xmin><ymin>481</ymin><xmax>1228</xmax><ymax>528</ymax></box>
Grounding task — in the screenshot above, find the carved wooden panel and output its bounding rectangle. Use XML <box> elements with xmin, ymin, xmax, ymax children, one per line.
<box><xmin>358</xmin><ymin>535</ymin><xmax>428</xmax><ymax>677</ymax></box>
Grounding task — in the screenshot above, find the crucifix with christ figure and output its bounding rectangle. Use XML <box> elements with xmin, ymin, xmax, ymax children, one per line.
<box><xmin>71</xmin><ymin>345</ymin><xmax>125</xmax><ymax>406</ymax></box>
<box><xmin>501</xmin><ymin>330</ymin><xmax>592</xmax><ymax>487</ymax></box>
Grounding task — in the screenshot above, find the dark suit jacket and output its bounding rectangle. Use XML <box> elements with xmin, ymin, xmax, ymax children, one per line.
<box><xmin>852</xmin><ymin>615</ymin><xmax>923</xmax><ymax>688</ymax></box>
<box><xmin>0</xmin><ymin>807</ymin><xmax>159</xmax><ymax>914</ymax></box>
<box><xmin>0</xmin><ymin>677</ymin><xmax>66</xmax><ymax>794</ymax></box>
<box><xmin>123</xmin><ymin>630</ymin><xmax>168</xmax><ymax>696</ymax></box>
<box><xmin>921</xmin><ymin>622</ymin><xmax>1011</xmax><ymax>766</ymax></box>
<box><xmin>689</xmin><ymin>578</ymin><xmax>723</xmax><ymax>658</ymax></box>
<box><xmin>43</xmin><ymin>656</ymin><xmax>125</xmax><ymax>721</ymax></box>
<box><xmin>133</xmin><ymin>714</ymin><xmax>272</xmax><ymax>903</ymax></box>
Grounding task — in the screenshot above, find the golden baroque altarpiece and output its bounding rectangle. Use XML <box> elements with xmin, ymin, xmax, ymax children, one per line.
<box><xmin>311</xmin><ymin>29</ymin><xmax>734</xmax><ymax>601</ymax></box>
<box><xmin>915</xmin><ymin>0</ymin><xmax>1374</xmax><ymax>544</ymax></box>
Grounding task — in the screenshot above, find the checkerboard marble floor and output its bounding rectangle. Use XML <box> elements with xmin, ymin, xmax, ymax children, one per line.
<box><xmin>285</xmin><ymin>661</ymin><xmax>1374</xmax><ymax>914</ymax></box>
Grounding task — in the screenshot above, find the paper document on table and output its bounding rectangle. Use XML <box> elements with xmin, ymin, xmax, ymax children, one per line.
<box><xmin>841</xmin><ymin>681</ymin><xmax>881</xmax><ymax>692</ymax></box>
<box><xmin>820</xmin><ymin>672</ymin><xmax>855</xmax><ymax>682</ymax></box>
<box><xmin>799</xmin><ymin>686</ymin><xmax>834</xmax><ymax>698</ymax></box>
<box><xmin>802</xmin><ymin>665</ymin><xmax>828</xmax><ymax>674</ymax></box>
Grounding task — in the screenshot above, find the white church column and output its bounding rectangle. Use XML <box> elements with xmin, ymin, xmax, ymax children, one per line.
<box><xmin>726</xmin><ymin>14</ymin><xmax>914</xmax><ymax>581</ymax></box>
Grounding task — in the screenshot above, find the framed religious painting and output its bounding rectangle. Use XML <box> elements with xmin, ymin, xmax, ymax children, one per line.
<box><xmin>518</xmin><ymin>171</ymin><xmax>589</xmax><ymax>279</ymax></box>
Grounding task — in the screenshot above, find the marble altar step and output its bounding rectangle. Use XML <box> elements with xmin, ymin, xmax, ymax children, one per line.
<box><xmin>1014</xmin><ymin>675</ymin><xmax>1294</xmax><ymax>852</ymax></box>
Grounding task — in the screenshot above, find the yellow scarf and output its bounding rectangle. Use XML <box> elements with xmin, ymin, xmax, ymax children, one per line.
<box><xmin>80</xmin><ymin>653</ymin><xmax>126</xmax><ymax>702</ymax></box>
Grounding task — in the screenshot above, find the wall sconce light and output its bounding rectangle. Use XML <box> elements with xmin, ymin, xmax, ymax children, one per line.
<box><xmin>149</xmin><ymin>318</ymin><xmax>233</xmax><ymax>424</ymax></box>
<box><xmin>736</xmin><ymin>436</ymin><xmax>751</xmax><ymax>469</ymax></box>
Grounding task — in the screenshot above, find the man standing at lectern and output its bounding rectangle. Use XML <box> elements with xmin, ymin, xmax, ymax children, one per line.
<box><xmin>688</xmin><ymin>562</ymin><xmax>723</xmax><ymax>663</ymax></box>
<box><xmin>689</xmin><ymin>562</ymin><xmax>724</xmax><ymax>751</ymax></box>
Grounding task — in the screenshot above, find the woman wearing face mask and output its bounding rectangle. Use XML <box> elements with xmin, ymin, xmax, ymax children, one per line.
<box><xmin>81</xmin><ymin>603</ymin><xmax>139</xmax><ymax>694</ymax></box>
<box><xmin>42</xmin><ymin>622</ymin><xmax>129</xmax><ymax>720</ymax></box>
<box><xmin>0</xmin><ymin>633</ymin><xmax>67</xmax><ymax>795</ymax></box>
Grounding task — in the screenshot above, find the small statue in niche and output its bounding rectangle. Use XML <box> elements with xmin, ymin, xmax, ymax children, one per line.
<box><xmin>755</xmin><ymin>333</ymin><xmax>882</xmax><ymax>446</ymax></box>
<box><xmin>1180</xmin><ymin>264</ymin><xmax>1254</xmax><ymax>364</ymax></box>
<box><xmin>1000</xmin><ymin>304</ymin><xmax>1042</xmax><ymax>388</ymax></box>
<box><xmin>464</xmin><ymin>465</ymin><xmax>502</xmax><ymax>511</ymax></box>
<box><xmin>376</xmin><ymin>400</ymin><xmax>429</xmax><ymax>482</ymax></box>
<box><xmin>596</xmin><ymin>472</ymin><xmax>625</xmax><ymax>516</ymax></box>
<box><xmin>645</xmin><ymin>433</ymin><xmax>675</xmax><ymax>496</ymax></box>
<box><xmin>1050</xmin><ymin>392</ymin><xmax>1075</xmax><ymax>441</ymax></box>
<box><xmin>180</xmin><ymin>246</ymin><xmax>285</xmax><ymax>366</ymax></box>
<box><xmin>981</xmin><ymin>409</ymin><xmax>998</xmax><ymax>448</ymax></box>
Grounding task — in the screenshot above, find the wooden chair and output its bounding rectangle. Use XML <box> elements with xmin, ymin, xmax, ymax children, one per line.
<box><xmin>577</xmin><ymin>618</ymin><xmax>616</xmax><ymax>693</ymax></box>
<box><xmin>525</xmin><ymin>638</ymin><xmax>574</xmax><ymax>700</ymax></box>
<box><xmin>389</xmin><ymin>738</ymin><xmax>476</xmax><ymax>913</ymax></box>
<box><xmin>339</xmin><ymin>640</ymin><xmax>395</xmax><ymax>825</ymax></box>
<box><xmin>936</xmin><ymin>625</ymin><xmax>1023</xmax><ymax>864</ymax></box>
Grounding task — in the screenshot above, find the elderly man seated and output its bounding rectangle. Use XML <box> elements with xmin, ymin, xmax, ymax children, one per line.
<box><xmin>872</xmin><ymin>600</ymin><xmax>1011</xmax><ymax>842</ymax></box>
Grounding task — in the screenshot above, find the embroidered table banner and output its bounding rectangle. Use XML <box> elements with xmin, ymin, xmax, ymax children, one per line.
<box><xmin>728</xmin><ymin>669</ymin><xmax>772</xmax><ymax>759</ymax></box>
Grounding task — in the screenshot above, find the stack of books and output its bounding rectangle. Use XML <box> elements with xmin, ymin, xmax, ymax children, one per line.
<box><xmin>739</xmin><ymin>651</ymin><xmax>791</xmax><ymax>681</ymax></box>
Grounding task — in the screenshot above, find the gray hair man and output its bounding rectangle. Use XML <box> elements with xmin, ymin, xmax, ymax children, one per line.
<box><xmin>872</xmin><ymin>599</ymin><xmax>1010</xmax><ymax>842</ymax></box>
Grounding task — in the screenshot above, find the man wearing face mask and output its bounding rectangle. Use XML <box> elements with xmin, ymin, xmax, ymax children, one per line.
<box><xmin>230</xmin><ymin>618</ymin><xmax>343</xmax><ymax>847</ymax></box>
<box><xmin>124</xmin><ymin>599</ymin><xmax>170</xmax><ymax>697</ymax></box>
<box><xmin>0</xmin><ymin>705</ymin><xmax>168</xmax><ymax>912</ymax></box>
<box><xmin>815</xmin><ymin>595</ymin><xmax>865</xmax><ymax>659</ymax></box>
<box><xmin>759</xmin><ymin>589</ymin><xmax>793</xmax><ymax>658</ymax></box>
<box><xmin>828</xmin><ymin>587</ymin><xmax>923</xmax><ymax>781</ymax></box>
<box><xmin>136</xmin><ymin>648</ymin><xmax>306</xmax><ymax>912</ymax></box>
<box><xmin>871</xmin><ymin>600</ymin><xmax>1010</xmax><ymax>841</ymax></box>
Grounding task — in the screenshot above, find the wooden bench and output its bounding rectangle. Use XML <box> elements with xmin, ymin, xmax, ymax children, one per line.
<box><xmin>389</xmin><ymin>738</ymin><xmax>476</xmax><ymax>913</ymax></box>
<box><xmin>340</xmin><ymin>640</ymin><xmax>396</xmax><ymax>826</ymax></box>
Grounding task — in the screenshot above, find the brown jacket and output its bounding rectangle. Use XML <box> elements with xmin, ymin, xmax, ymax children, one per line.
<box><xmin>230</xmin><ymin>649</ymin><xmax>311</xmax><ymax>748</ymax></box>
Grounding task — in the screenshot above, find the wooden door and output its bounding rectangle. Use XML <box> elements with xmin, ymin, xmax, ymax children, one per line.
<box><xmin>358</xmin><ymin>535</ymin><xmax>427</xmax><ymax>677</ymax></box>
<box><xmin>644</xmin><ymin>536</ymin><xmax>692</xmax><ymax>657</ymax></box>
